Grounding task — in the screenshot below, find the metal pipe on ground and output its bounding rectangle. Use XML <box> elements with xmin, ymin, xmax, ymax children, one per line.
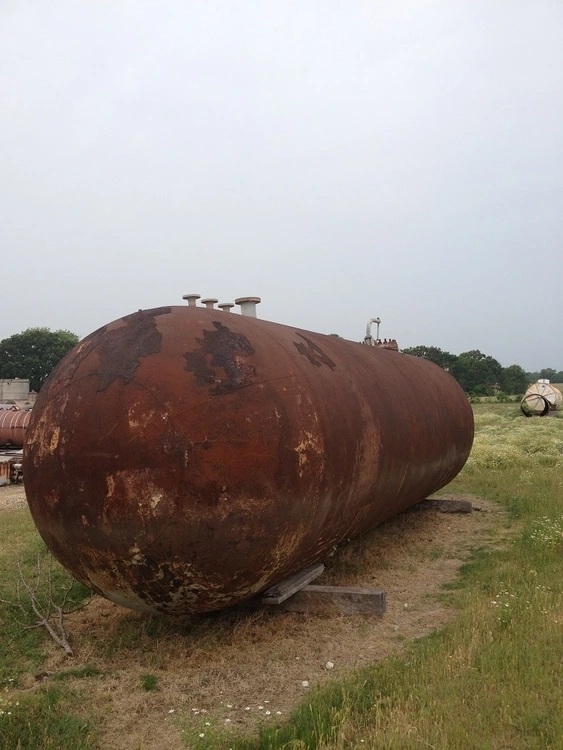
<box><xmin>0</xmin><ymin>409</ymin><xmax>30</xmax><ymax>447</ymax></box>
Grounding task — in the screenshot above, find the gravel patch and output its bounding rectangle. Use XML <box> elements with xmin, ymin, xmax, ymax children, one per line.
<box><xmin>0</xmin><ymin>484</ymin><xmax>28</xmax><ymax>513</ymax></box>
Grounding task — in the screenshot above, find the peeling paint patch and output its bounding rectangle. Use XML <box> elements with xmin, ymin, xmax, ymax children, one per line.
<box><xmin>105</xmin><ymin>475</ymin><xmax>115</xmax><ymax>499</ymax></box>
<box><xmin>27</xmin><ymin>393</ymin><xmax>69</xmax><ymax>463</ymax></box>
<box><xmin>43</xmin><ymin>490</ymin><xmax>60</xmax><ymax>510</ymax></box>
<box><xmin>128</xmin><ymin>544</ymin><xmax>145</xmax><ymax>565</ymax></box>
<box><xmin>49</xmin><ymin>426</ymin><xmax>60</xmax><ymax>453</ymax></box>
<box><xmin>128</xmin><ymin>406</ymin><xmax>158</xmax><ymax>431</ymax></box>
<box><xmin>95</xmin><ymin>307</ymin><xmax>171</xmax><ymax>392</ymax></box>
<box><xmin>293</xmin><ymin>334</ymin><xmax>336</xmax><ymax>370</ymax></box>
<box><xmin>184</xmin><ymin>321</ymin><xmax>256</xmax><ymax>395</ymax></box>
<box><xmin>294</xmin><ymin>432</ymin><xmax>323</xmax><ymax>477</ymax></box>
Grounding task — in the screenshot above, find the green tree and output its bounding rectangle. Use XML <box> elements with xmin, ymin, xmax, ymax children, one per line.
<box><xmin>527</xmin><ymin>369</ymin><xmax>563</xmax><ymax>383</ymax></box>
<box><xmin>539</xmin><ymin>368</ymin><xmax>557</xmax><ymax>381</ymax></box>
<box><xmin>0</xmin><ymin>328</ymin><xmax>79</xmax><ymax>392</ymax></box>
<box><xmin>402</xmin><ymin>345</ymin><xmax>457</xmax><ymax>371</ymax></box>
<box><xmin>449</xmin><ymin>350</ymin><xmax>503</xmax><ymax>394</ymax></box>
<box><xmin>499</xmin><ymin>364</ymin><xmax>529</xmax><ymax>395</ymax></box>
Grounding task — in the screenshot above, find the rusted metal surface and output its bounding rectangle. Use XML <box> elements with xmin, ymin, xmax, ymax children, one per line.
<box><xmin>24</xmin><ymin>307</ymin><xmax>474</xmax><ymax>616</ymax></box>
<box><xmin>0</xmin><ymin>452</ymin><xmax>23</xmax><ymax>485</ymax></box>
<box><xmin>0</xmin><ymin>409</ymin><xmax>31</xmax><ymax>446</ymax></box>
<box><xmin>374</xmin><ymin>338</ymin><xmax>399</xmax><ymax>351</ymax></box>
<box><xmin>0</xmin><ymin>456</ymin><xmax>12</xmax><ymax>486</ymax></box>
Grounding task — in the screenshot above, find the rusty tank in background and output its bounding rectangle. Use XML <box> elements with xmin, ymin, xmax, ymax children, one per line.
<box><xmin>24</xmin><ymin>300</ymin><xmax>474</xmax><ymax>615</ymax></box>
<box><xmin>0</xmin><ymin>451</ymin><xmax>23</xmax><ymax>486</ymax></box>
<box><xmin>0</xmin><ymin>408</ymin><xmax>31</xmax><ymax>447</ymax></box>
<box><xmin>0</xmin><ymin>408</ymin><xmax>27</xmax><ymax>486</ymax></box>
<box><xmin>520</xmin><ymin>381</ymin><xmax>562</xmax><ymax>417</ymax></box>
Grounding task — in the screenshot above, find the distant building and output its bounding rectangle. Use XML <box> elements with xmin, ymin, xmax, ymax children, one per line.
<box><xmin>0</xmin><ymin>379</ymin><xmax>36</xmax><ymax>406</ymax></box>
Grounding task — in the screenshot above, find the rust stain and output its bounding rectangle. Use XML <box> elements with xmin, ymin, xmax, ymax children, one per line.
<box><xmin>96</xmin><ymin>307</ymin><xmax>172</xmax><ymax>391</ymax></box>
<box><xmin>184</xmin><ymin>320</ymin><xmax>257</xmax><ymax>394</ymax></box>
<box><xmin>294</xmin><ymin>432</ymin><xmax>323</xmax><ymax>477</ymax></box>
<box><xmin>293</xmin><ymin>333</ymin><xmax>336</xmax><ymax>369</ymax></box>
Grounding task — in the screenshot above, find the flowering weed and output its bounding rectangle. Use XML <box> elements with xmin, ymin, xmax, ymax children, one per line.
<box><xmin>528</xmin><ymin>516</ymin><xmax>563</xmax><ymax>547</ymax></box>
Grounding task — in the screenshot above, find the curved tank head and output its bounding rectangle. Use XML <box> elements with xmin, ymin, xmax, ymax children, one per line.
<box><xmin>24</xmin><ymin>306</ymin><xmax>474</xmax><ymax>615</ymax></box>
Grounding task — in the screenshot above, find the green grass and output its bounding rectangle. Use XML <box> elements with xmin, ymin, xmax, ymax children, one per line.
<box><xmin>227</xmin><ymin>404</ymin><xmax>563</xmax><ymax>749</ymax></box>
<box><xmin>51</xmin><ymin>665</ymin><xmax>102</xmax><ymax>682</ymax></box>
<box><xmin>0</xmin><ymin>512</ymin><xmax>91</xmax><ymax>687</ymax></box>
<box><xmin>140</xmin><ymin>673</ymin><xmax>159</xmax><ymax>691</ymax></box>
<box><xmin>0</xmin><ymin>687</ymin><xmax>94</xmax><ymax>749</ymax></box>
<box><xmin>0</xmin><ymin>511</ymin><xmax>95</xmax><ymax>748</ymax></box>
<box><xmin>0</xmin><ymin>511</ymin><xmax>52</xmax><ymax>686</ymax></box>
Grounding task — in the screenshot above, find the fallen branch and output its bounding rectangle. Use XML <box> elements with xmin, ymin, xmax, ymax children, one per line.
<box><xmin>0</xmin><ymin>554</ymin><xmax>92</xmax><ymax>657</ymax></box>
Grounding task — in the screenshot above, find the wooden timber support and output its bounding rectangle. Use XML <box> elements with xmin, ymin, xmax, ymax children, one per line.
<box><xmin>277</xmin><ymin>585</ymin><xmax>386</xmax><ymax>616</ymax></box>
<box><xmin>256</xmin><ymin>496</ymin><xmax>472</xmax><ymax>616</ymax></box>
<box><xmin>262</xmin><ymin>563</ymin><xmax>325</xmax><ymax>605</ymax></box>
<box><xmin>261</xmin><ymin>562</ymin><xmax>386</xmax><ymax>616</ymax></box>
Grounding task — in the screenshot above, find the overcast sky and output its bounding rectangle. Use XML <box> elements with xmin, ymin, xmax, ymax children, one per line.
<box><xmin>1</xmin><ymin>1</ymin><xmax>561</xmax><ymax>370</ymax></box>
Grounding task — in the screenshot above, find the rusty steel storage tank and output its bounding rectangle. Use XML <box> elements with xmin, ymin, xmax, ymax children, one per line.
<box><xmin>24</xmin><ymin>306</ymin><xmax>474</xmax><ymax>615</ymax></box>
<box><xmin>0</xmin><ymin>408</ymin><xmax>31</xmax><ymax>446</ymax></box>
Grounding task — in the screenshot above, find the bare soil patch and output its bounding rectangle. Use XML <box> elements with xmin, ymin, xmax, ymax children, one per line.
<box><xmin>17</xmin><ymin>492</ymin><xmax>507</xmax><ymax>750</ymax></box>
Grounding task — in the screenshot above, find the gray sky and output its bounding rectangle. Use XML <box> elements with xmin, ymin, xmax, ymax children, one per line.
<box><xmin>1</xmin><ymin>1</ymin><xmax>562</xmax><ymax>371</ymax></box>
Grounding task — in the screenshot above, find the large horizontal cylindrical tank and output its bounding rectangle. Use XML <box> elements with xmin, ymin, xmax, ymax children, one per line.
<box><xmin>0</xmin><ymin>408</ymin><xmax>31</xmax><ymax>446</ymax></box>
<box><xmin>24</xmin><ymin>307</ymin><xmax>474</xmax><ymax>615</ymax></box>
<box><xmin>522</xmin><ymin>382</ymin><xmax>562</xmax><ymax>413</ymax></box>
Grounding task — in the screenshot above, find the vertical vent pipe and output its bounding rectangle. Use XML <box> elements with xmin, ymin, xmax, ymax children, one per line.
<box><xmin>235</xmin><ymin>297</ymin><xmax>261</xmax><ymax>317</ymax></box>
<box><xmin>182</xmin><ymin>294</ymin><xmax>201</xmax><ymax>307</ymax></box>
<box><xmin>201</xmin><ymin>298</ymin><xmax>218</xmax><ymax>309</ymax></box>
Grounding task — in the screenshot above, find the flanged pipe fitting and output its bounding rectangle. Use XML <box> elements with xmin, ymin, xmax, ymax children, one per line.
<box><xmin>201</xmin><ymin>298</ymin><xmax>219</xmax><ymax>309</ymax></box>
<box><xmin>235</xmin><ymin>296</ymin><xmax>261</xmax><ymax>317</ymax></box>
<box><xmin>182</xmin><ymin>294</ymin><xmax>201</xmax><ymax>307</ymax></box>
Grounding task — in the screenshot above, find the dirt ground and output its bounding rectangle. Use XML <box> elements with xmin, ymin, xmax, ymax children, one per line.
<box><xmin>1</xmin><ymin>485</ymin><xmax>506</xmax><ymax>749</ymax></box>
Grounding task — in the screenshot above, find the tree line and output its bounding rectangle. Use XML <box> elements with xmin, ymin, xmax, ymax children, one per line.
<box><xmin>402</xmin><ymin>346</ymin><xmax>562</xmax><ymax>397</ymax></box>
<box><xmin>526</xmin><ymin>367</ymin><xmax>563</xmax><ymax>384</ymax></box>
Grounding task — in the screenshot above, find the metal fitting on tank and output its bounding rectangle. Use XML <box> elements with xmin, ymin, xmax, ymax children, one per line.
<box><xmin>218</xmin><ymin>303</ymin><xmax>235</xmax><ymax>312</ymax></box>
<box><xmin>201</xmin><ymin>298</ymin><xmax>219</xmax><ymax>309</ymax></box>
<box><xmin>235</xmin><ymin>297</ymin><xmax>261</xmax><ymax>317</ymax></box>
<box><xmin>364</xmin><ymin>317</ymin><xmax>381</xmax><ymax>345</ymax></box>
<box><xmin>182</xmin><ymin>294</ymin><xmax>201</xmax><ymax>307</ymax></box>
